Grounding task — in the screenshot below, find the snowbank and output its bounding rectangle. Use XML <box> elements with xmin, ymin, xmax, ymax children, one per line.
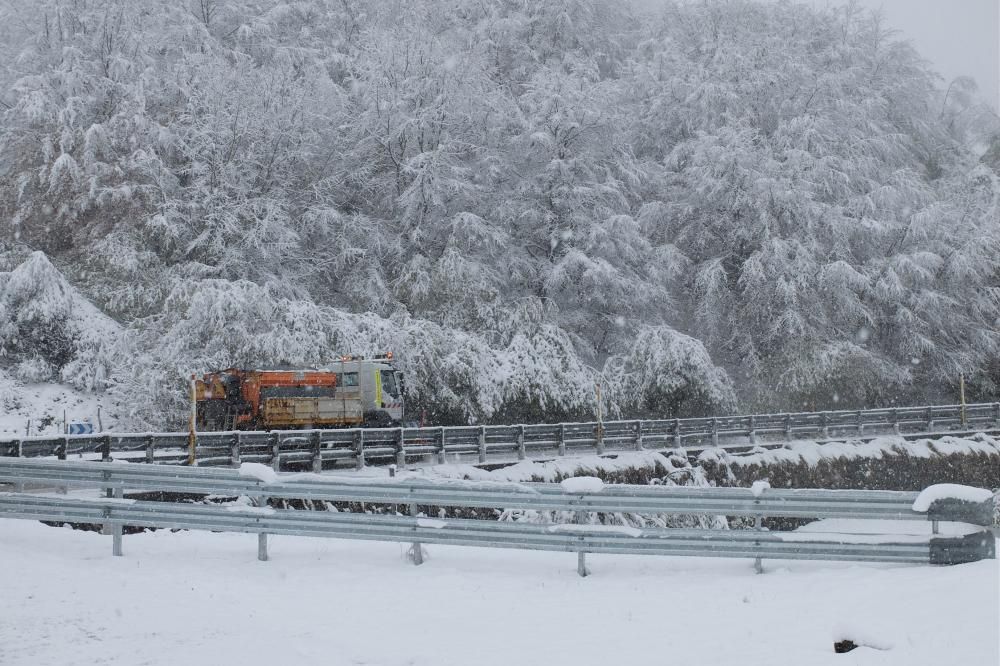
<box><xmin>238</xmin><ymin>463</ymin><xmax>279</xmax><ymax>484</ymax></box>
<box><xmin>416</xmin><ymin>518</ymin><xmax>448</xmax><ymax>529</ymax></box>
<box><xmin>780</xmin><ymin>532</ymin><xmax>939</xmax><ymax>545</ymax></box>
<box><xmin>700</xmin><ymin>433</ymin><xmax>1000</xmax><ymax>497</ymax></box>
<box><xmin>422</xmin><ymin>451</ymin><xmax>675</xmax><ymax>483</ymax></box>
<box><xmin>912</xmin><ymin>484</ymin><xmax>994</xmax><ymax>512</ymax></box>
<box><xmin>547</xmin><ymin>524</ymin><xmax>642</xmax><ymax>537</ymax></box>
<box><xmin>795</xmin><ymin>519</ymin><xmax>981</xmax><ymax>537</ymax></box>
<box><xmin>560</xmin><ymin>476</ymin><xmax>604</xmax><ymax>494</ymax></box>
<box><xmin>224</xmin><ymin>504</ymin><xmax>275</xmax><ymax>516</ymax></box>
<box><xmin>706</xmin><ymin>434</ymin><xmax>1000</xmax><ymax>469</ymax></box>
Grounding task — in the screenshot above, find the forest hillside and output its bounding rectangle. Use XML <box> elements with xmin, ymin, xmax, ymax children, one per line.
<box><xmin>1</xmin><ymin>0</ymin><xmax>998</xmax><ymax>428</ymax></box>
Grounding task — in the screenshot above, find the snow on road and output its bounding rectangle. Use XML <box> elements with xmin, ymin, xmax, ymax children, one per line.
<box><xmin>0</xmin><ymin>519</ymin><xmax>996</xmax><ymax>666</ymax></box>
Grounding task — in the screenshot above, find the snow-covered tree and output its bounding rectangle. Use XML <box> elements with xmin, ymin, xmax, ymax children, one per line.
<box><xmin>0</xmin><ymin>252</ymin><xmax>120</xmax><ymax>390</ymax></box>
<box><xmin>1</xmin><ymin>0</ymin><xmax>997</xmax><ymax>427</ymax></box>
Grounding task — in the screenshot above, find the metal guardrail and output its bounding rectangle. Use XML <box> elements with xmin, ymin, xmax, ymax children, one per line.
<box><xmin>3</xmin><ymin>402</ymin><xmax>1000</xmax><ymax>470</ymax></box>
<box><xmin>1</xmin><ymin>458</ymin><xmax>994</xmax><ymax>524</ymax></box>
<box><xmin>0</xmin><ymin>458</ymin><xmax>994</xmax><ymax>575</ymax></box>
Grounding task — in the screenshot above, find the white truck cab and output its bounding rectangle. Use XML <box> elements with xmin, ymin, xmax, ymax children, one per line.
<box><xmin>324</xmin><ymin>353</ymin><xmax>404</xmax><ymax>426</ymax></box>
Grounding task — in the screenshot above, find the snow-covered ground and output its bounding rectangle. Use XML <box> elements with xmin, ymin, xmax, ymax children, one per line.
<box><xmin>0</xmin><ymin>518</ymin><xmax>996</xmax><ymax>666</ymax></box>
<box><xmin>0</xmin><ymin>370</ymin><xmax>116</xmax><ymax>437</ymax></box>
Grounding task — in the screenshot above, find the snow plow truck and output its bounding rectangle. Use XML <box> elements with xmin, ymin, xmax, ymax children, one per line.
<box><xmin>194</xmin><ymin>354</ymin><xmax>404</xmax><ymax>431</ymax></box>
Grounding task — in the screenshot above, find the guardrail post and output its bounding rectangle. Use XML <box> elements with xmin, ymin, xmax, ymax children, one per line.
<box><xmin>250</xmin><ymin>492</ymin><xmax>269</xmax><ymax>561</ymax></box>
<box><xmin>437</xmin><ymin>427</ymin><xmax>447</xmax><ymax>465</ymax></box>
<box><xmin>748</xmin><ymin>415</ymin><xmax>756</xmax><ymax>446</ymax></box>
<box><xmin>478</xmin><ymin>426</ymin><xmax>487</xmax><ymax>464</ymax></box>
<box><xmin>994</xmin><ymin>403</ymin><xmax>1000</xmax><ymax>428</ymax></box>
<box><xmin>856</xmin><ymin>410</ymin><xmax>864</xmax><ymax>437</ymax></box>
<box><xmin>57</xmin><ymin>438</ymin><xmax>67</xmax><ymax>494</ymax></box>
<box><xmin>750</xmin><ymin>485</ymin><xmax>767</xmax><ymax>573</ymax></box>
<box><xmin>311</xmin><ymin>431</ymin><xmax>322</xmax><ymax>473</ymax></box>
<box><xmin>892</xmin><ymin>408</ymin><xmax>901</xmax><ymax>435</ymax></box>
<box><xmin>925</xmin><ymin>406</ymin><xmax>934</xmax><ymax>432</ymax></box>
<box><xmin>112</xmin><ymin>487</ymin><xmax>124</xmax><ymax>557</ymax></box>
<box><xmin>395</xmin><ymin>428</ymin><xmax>406</xmax><ymax>467</ymax></box>
<box><xmin>517</xmin><ymin>425</ymin><xmax>526</xmax><ymax>460</ymax></box>
<box><xmin>595</xmin><ymin>422</ymin><xmax>605</xmax><ymax>455</ymax></box>
<box><xmin>575</xmin><ymin>510</ymin><xmax>589</xmax><ymax>577</ymax></box>
<box><xmin>753</xmin><ymin>513</ymin><xmax>763</xmax><ymax>574</ymax></box>
<box><xmin>356</xmin><ymin>430</ymin><xmax>366</xmax><ymax>470</ymax></box>
<box><xmin>100</xmin><ymin>468</ymin><xmax>113</xmax><ymax>532</ymax></box>
<box><xmin>104</xmin><ymin>437</ymin><xmax>116</xmax><ymax>499</ymax></box>
<box><xmin>557</xmin><ymin>424</ymin><xmax>566</xmax><ymax>457</ymax></box>
<box><xmin>231</xmin><ymin>432</ymin><xmax>242</xmax><ymax>469</ymax></box>
<box><xmin>270</xmin><ymin>434</ymin><xmax>281</xmax><ymax>472</ymax></box>
<box><xmin>143</xmin><ymin>435</ymin><xmax>154</xmax><ymax>465</ymax></box>
<box><xmin>12</xmin><ymin>440</ymin><xmax>24</xmax><ymax>493</ymax></box>
<box><xmin>409</xmin><ymin>502</ymin><xmax>424</xmax><ymax>565</ymax></box>
<box><xmin>258</xmin><ymin>533</ymin><xmax>268</xmax><ymax>562</ymax></box>
<box><xmin>783</xmin><ymin>414</ymin><xmax>792</xmax><ymax>441</ymax></box>
<box><xmin>673</xmin><ymin>419</ymin><xmax>682</xmax><ymax>448</ymax></box>
<box><xmin>821</xmin><ymin>412</ymin><xmax>830</xmax><ymax>439</ymax></box>
<box><xmin>711</xmin><ymin>418</ymin><xmax>719</xmax><ymax>447</ymax></box>
<box><xmin>634</xmin><ymin>422</ymin><xmax>644</xmax><ymax>451</ymax></box>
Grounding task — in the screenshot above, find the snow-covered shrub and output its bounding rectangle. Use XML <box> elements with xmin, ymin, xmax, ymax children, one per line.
<box><xmin>0</xmin><ymin>252</ymin><xmax>79</xmax><ymax>368</ymax></box>
<box><xmin>13</xmin><ymin>356</ymin><xmax>54</xmax><ymax>383</ymax></box>
<box><xmin>699</xmin><ymin>435</ymin><xmax>1000</xmax><ymax>494</ymax></box>
<box><xmin>0</xmin><ymin>252</ymin><xmax>121</xmax><ymax>392</ymax></box>
<box><xmin>603</xmin><ymin>326</ymin><xmax>737</xmax><ymax>418</ymax></box>
<box><xmin>488</xmin><ymin>450</ymin><xmax>728</xmax><ymax>529</ymax></box>
<box><xmin>60</xmin><ymin>339</ymin><xmax>118</xmax><ymax>392</ymax></box>
<box><xmin>0</xmin><ymin>370</ymin><xmax>23</xmax><ymax>411</ymax></box>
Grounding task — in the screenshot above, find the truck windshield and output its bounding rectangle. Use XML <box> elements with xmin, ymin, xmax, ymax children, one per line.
<box><xmin>381</xmin><ymin>370</ymin><xmax>398</xmax><ymax>397</ymax></box>
<box><xmin>335</xmin><ymin>372</ymin><xmax>359</xmax><ymax>387</ymax></box>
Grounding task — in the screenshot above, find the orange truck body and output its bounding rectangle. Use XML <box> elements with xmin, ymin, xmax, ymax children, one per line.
<box><xmin>195</xmin><ymin>368</ymin><xmax>363</xmax><ymax>430</ymax></box>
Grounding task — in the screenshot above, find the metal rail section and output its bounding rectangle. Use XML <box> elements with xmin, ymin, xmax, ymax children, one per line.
<box><xmin>3</xmin><ymin>402</ymin><xmax>1000</xmax><ymax>470</ymax></box>
<box><xmin>0</xmin><ymin>458</ymin><xmax>994</xmax><ymax>574</ymax></box>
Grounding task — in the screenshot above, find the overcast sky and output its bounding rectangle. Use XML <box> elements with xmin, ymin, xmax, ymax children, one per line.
<box><xmin>802</xmin><ymin>0</ymin><xmax>999</xmax><ymax>110</ymax></box>
<box><xmin>639</xmin><ymin>1</ymin><xmax>1000</xmax><ymax>110</ymax></box>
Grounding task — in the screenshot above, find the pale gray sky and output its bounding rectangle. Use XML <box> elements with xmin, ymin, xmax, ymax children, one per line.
<box><xmin>640</xmin><ymin>0</ymin><xmax>1000</xmax><ymax>110</ymax></box>
<box><xmin>804</xmin><ymin>0</ymin><xmax>999</xmax><ymax>110</ymax></box>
